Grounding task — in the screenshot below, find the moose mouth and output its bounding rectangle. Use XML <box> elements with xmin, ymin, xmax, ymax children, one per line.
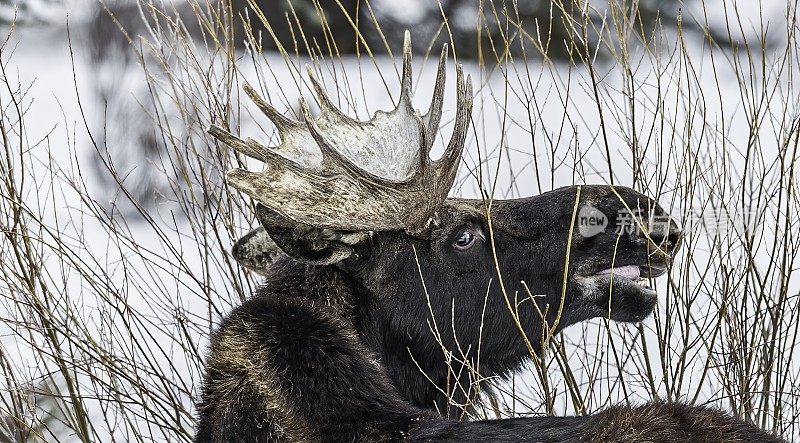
<box><xmin>574</xmin><ymin>259</ymin><xmax>669</xmax><ymax>322</ymax></box>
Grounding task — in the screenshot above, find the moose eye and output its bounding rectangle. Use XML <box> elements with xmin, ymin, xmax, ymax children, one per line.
<box><xmin>454</xmin><ymin>228</ymin><xmax>479</xmax><ymax>251</ymax></box>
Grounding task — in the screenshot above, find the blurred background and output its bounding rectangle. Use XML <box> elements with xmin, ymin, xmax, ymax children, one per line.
<box><xmin>0</xmin><ymin>0</ymin><xmax>797</xmax><ymax>441</ymax></box>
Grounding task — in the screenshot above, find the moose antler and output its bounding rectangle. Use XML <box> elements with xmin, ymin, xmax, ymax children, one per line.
<box><xmin>209</xmin><ymin>32</ymin><xmax>473</xmax><ymax>233</ymax></box>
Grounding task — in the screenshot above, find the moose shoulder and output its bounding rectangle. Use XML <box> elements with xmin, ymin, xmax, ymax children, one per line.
<box><xmin>195</xmin><ymin>33</ymin><xmax>784</xmax><ymax>442</ymax></box>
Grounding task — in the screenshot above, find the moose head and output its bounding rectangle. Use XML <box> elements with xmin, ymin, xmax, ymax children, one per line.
<box><xmin>210</xmin><ymin>33</ymin><xmax>682</xmax><ymax>412</ymax></box>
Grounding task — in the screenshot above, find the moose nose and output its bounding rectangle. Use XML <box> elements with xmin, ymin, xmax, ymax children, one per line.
<box><xmin>644</xmin><ymin>216</ymin><xmax>682</xmax><ymax>253</ymax></box>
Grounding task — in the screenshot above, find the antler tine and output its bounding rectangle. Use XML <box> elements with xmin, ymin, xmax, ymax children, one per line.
<box><xmin>306</xmin><ymin>65</ymin><xmax>351</xmax><ymax>118</ymax></box>
<box><xmin>422</xmin><ymin>43</ymin><xmax>448</xmax><ymax>154</ymax></box>
<box><xmin>398</xmin><ymin>30</ymin><xmax>414</xmax><ymax>106</ymax></box>
<box><xmin>242</xmin><ymin>83</ymin><xmax>299</xmax><ymax>130</ymax></box>
<box><xmin>209</xmin><ymin>124</ymin><xmax>270</xmax><ymax>162</ymax></box>
<box><xmin>434</xmin><ymin>64</ymin><xmax>473</xmax><ymax>181</ymax></box>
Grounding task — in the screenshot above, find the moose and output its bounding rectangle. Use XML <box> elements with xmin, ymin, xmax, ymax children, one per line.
<box><xmin>195</xmin><ymin>34</ymin><xmax>784</xmax><ymax>442</ymax></box>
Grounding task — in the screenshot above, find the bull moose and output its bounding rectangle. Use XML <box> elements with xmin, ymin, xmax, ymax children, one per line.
<box><xmin>195</xmin><ymin>33</ymin><xmax>784</xmax><ymax>442</ymax></box>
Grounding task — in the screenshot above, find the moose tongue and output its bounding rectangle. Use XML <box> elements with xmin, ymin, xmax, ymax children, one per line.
<box><xmin>597</xmin><ymin>265</ymin><xmax>640</xmax><ymax>280</ymax></box>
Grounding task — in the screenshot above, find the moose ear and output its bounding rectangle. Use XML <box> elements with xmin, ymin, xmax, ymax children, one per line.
<box><xmin>254</xmin><ymin>204</ymin><xmax>366</xmax><ymax>266</ymax></box>
<box><xmin>231</xmin><ymin>226</ymin><xmax>285</xmax><ymax>275</ymax></box>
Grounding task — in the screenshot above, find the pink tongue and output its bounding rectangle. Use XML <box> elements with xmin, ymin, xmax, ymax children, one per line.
<box><xmin>597</xmin><ymin>265</ymin><xmax>640</xmax><ymax>280</ymax></box>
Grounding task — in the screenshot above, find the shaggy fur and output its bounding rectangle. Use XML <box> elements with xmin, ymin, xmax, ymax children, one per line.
<box><xmin>195</xmin><ymin>185</ymin><xmax>784</xmax><ymax>442</ymax></box>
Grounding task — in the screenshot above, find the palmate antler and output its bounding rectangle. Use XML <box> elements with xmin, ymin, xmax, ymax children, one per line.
<box><xmin>209</xmin><ymin>32</ymin><xmax>473</xmax><ymax>233</ymax></box>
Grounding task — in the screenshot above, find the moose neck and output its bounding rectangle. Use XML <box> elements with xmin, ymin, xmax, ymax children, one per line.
<box><xmin>260</xmin><ymin>248</ymin><xmax>550</xmax><ymax>414</ymax></box>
